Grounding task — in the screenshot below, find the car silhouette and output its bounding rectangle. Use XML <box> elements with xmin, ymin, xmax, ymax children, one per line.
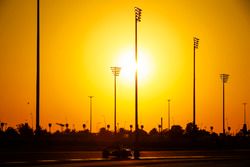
<box><xmin>102</xmin><ymin>145</ymin><xmax>133</xmax><ymax>159</ymax></box>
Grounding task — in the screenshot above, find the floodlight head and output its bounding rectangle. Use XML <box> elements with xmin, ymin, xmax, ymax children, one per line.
<box><xmin>110</xmin><ymin>67</ymin><xmax>121</xmax><ymax>76</ymax></box>
<box><xmin>194</xmin><ymin>37</ymin><xmax>199</xmax><ymax>49</ymax></box>
<box><xmin>220</xmin><ymin>74</ymin><xmax>229</xmax><ymax>83</ymax></box>
<box><xmin>135</xmin><ymin>7</ymin><xmax>142</xmax><ymax>22</ymax></box>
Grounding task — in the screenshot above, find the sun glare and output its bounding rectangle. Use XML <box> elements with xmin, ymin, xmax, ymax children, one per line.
<box><xmin>116</xmin><ymin>49</ymin><xmax>153</xmax><ymax>82</ymax></box>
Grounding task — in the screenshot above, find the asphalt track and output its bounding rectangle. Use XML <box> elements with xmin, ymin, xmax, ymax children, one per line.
<box><xmin>1</xmin><ymin>149</ymin><xmax>250</xmax><ymax>167</ymax></box>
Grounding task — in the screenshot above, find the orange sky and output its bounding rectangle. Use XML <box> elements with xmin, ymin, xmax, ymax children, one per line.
<box><xmin>0</xmin><ymin>0</ymin><xmax>249</xmax><ymax>133</ymax></box>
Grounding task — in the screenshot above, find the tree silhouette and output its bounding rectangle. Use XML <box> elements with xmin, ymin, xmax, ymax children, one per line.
<box><xmin>138</xmin><ymin>128</ymin><xmax>148</xmax><ymax>137</ymax></box>
<box><xmin>82</xmin><ymin>124</ymin><xmax>86</xmax><ymax>130</ymax></box>
<box><xmin>107</xmin><ymin>124</ymin><xmax>110</xmax><ymax>131</ymax></box>
<box><xmin>48</xmin><ymin>123</ymin><xmax>52</xmax><ymax>133</ymax></box>
<box><xmin>5</xmin><ymin>127</ymin><xmax>19</xmax><ymax>138</ymax></box>
<box><xmin>210</xmin><ymin>126</ymin><xmax>214</xmax><ymax>133</ymax></box>
<box><xmin>129</xmin><ymin>124</ymin><xmax>133</xmax><ymax>132</ymax></box>
<box><xmin>0</xmin><ymin>122</ymin><xmax>7</xmax><ymax>131</ymax></box>
<box><xmin>140</xmin><ymin>125</ymin><xmax>144</xmax><ymax>130</ymax></box>
<box><xmin>169</xmin><ymin>125</ymin><xmax>184</xmax><ymax>137</ymax></box>
<box><xmin>98</xmin><ymin>127</ymin><xmax>110</xmax><ymax>137</ymax></box>
<box><xmin>119</xmin><ymin>127</ymin><xmax>126</xmax><ymax>134</ymax></box>
<box><xmin>149</xmin><ymin>128</ymin><xmax>158</xmax><ymax>136</ymax></box>
<box><xmin>16</xmin><ymin>123</ymin><xmax>33</xmax><ymax>137</ymax></box>
<box><xmin>227</xmin><ymin>126</ymin><xmax>231</xmax><ymax>136</ymax></box>
<box><xmin>64</xmin><ymin>123</ymin><xmax>70</xmax><ymax>133</ymax></box>
<box><xmin>185</xmin><ymin>122</ymin><xmax>198</xmax><ymax>135</ymax></box>
<box><xmin>0</xmin><ymin>123</ymin><xmax>4</xmax><ymax>130</ymax></box>
<box><xmin>118</xmin><ymin>128</ymin><xmax>130</xmax><ymax>138</ymax></box>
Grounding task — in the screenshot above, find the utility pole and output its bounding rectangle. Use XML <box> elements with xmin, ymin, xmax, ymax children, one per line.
<box><xmin>243</xmin><ymin>102</ymin><xmax>247</xmax><ymax>134</ymax></box>
<box><xmin>168</xmin><ymin>99</ymin><xmax>170</xmax><ymax>130</ymax></box>
<box><xmin>88</xmin><ymin>96</ymin><xmax>94</xmax><ymax>133</ymax></box>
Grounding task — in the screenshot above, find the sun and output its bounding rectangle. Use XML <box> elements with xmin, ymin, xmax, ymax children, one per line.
<box><xmin>116</xmin><ymin>49</ymin><xmax>153</xmax><ymax>83</ymax></box>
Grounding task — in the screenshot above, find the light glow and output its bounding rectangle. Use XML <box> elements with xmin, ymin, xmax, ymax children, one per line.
<box><xmin>117</xmin><ymin>49</ymin><xmax>153</xmax><ymax>82</ymax></box>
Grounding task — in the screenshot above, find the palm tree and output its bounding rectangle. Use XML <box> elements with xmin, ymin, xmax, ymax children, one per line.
<box><xmin>227</xmin><ymin>126</ymin><xmax>231</xmax><ymax>135</ymax></box>
<box><xmin>210</xmin><ymin>126</ymin><xmax>214</xmax><ymax>133</ymax></box>
<box><xmin>130</xmin><ymin>124</ymin><xmax>133</xmax><ymax>132</ymax></box>
<box><xmin>140</xmin><ymin>125</ymin><xmax>144</xmax><ymax>130</ymax></box>
<box><xmin>107</xmin><ymin>124</ymin><xmax>110</xmax><ymax>131</ymax></box>
<box><xmin>0</xmin><ymin>122</ymin><xmax>7</xmax><ymax>131</ymax></box>
<box><xmin>48</xmin><ymin>123</ymin><xmax>52</xmax><ymax>133</ymax></box>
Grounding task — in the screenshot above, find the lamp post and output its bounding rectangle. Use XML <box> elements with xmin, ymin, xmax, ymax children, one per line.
<box><xmin>193</xmin><ymin>37</ymin><xmax>199</xmax><ymax>132</ymax></box>
<box><xmin>88</xmin><ymin>96</ymin><xmax>94</xmax><ymax>133</ymax></box>
<box><xmin>110</xmin><ymin>67</ymin><xmax>121</xmax><ymax>134</ymax></box>
<box><xmin>36</xmin><ymin>0</ymin><xmax>40</xmax><ymax>135</ymax></box>
<box><xmin>48</xmin><ymin>123</ymin><xmax>52</xmax><ymax>133</ymax></box>
<box><xmin>161</xmin><ymin>117</ymin><xmax>163</xmax><ymax>133</ymax></box>
<box><xmin>243</xmin><ymin>102</ymin><xmax>247</xmax><ymax>134</ymax></box>
<box><xmin>243</xmin><ymin>103</ymin><xmax>247</xmax><ymax>125</ymax></box>
<box><xmin>134</xmin><ymin>6</ymin><xmax>142</xmax><ymax>159</ymax></box>
<box><xmin>220</xmin><ymin>74</ymin><xmax>229</xmax><ymax>135</ymax></box>
<box><xmin>168</xmin><ymin>99</ymin><xmax>171</xmax><ymax>130</ymax></box>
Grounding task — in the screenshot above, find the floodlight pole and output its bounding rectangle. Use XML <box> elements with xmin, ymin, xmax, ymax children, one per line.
<box><xmin>243</xmin><ymin>102</ymin><xmax>247</xmax><ymax>133</ymax></box>
<box><xmin>134</xmin><ymin>7</ymin><xmax>142</xmax><ymax>159</ymax></box>
<box><xmin>88</xmin><ymin>96</ymin><xmax>94</xmax><ymax>133</ymax></box>
<box><xmin>36</xmin><ymin>0</ymin><xmax>40</xmax><ymax>134</ymax></box>
<box><xmin>168</xmin><ymin>99</ymin><xmax>170</xmax><ymax>130</ymax></box>
<box><xmin>243</xmin><ymin>103</ymin><xmax>247</xmax><ymax>125</ymax></box>
<box><xmin>193</xmin><ymin>37</ymin><xmax>199</xmax><ymax>132</ymax></box>
<box><xmin>111</xmin><ymin>67</ymin><xmax>121</xmax><ymax>134</ymax></box>
<box><xmin>220</xmin><ymin>74</ymin><xmax>229</xmax><ymax>135</ymax></box>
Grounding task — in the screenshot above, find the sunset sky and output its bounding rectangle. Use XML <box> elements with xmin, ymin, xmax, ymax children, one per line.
<box><xmin>0</xmin><ymin>0</ymin><xmax>249</xmax><ymax>133</ymax></box>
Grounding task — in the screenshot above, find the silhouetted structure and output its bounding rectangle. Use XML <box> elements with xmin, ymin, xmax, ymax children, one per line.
<box><xmin>227</xmin><ymin>126</ymin><xmax>231</xmax><ymax>136</ymax></box>
<box><xmin>0</xmin><ymin>122</ymin><xmax>7</xmax><ymax>131</ymax></box>
<box><xmin>1</xmin><ymin>122</ymin><xmax>250</xmax><ymax>152</ymax></box>
<box><xmin>56</xmin><ymin>123</ymin><xmax>65</xmax><ymax>132</ymax></box>
<box><xmin>193</xmin><ymin>37</ymin><xmax>199</xmax><ymax>132</ymax></box>
<box><xmin>140</xmin><ymin>125</ymin><xmax>144</xmax><ymax>130</ymax></box>
<box><xmin>220</xmin><ymin>73</ymin><xmax>229</xmax><ymax>135</ymax></box>
<box><xmin>168</xmin><ymin>99</ymin><xmax>171</xmax><ymax>130</ymax></box>
<box><xmin>158</xmin><ymin>125</ymin><xmax>162</xmax><ymax>133</ymax></box>
<box><xmin>130</xmin><ymin>125</ymin><xmax>133</xmax><ymax>132</ymax></box>
<box><xmin>242</xmin><ymin>103</ymin><xmax>248</xmax><ymax>135</ymax></box>
<box><xmin>110</xmin><ymin>67</ymin><xmax>121</xmax><ymax>134</ymax></box>
<box><xmin>210</xmin><ymin>126</ymin><xmax>214</xmax><ymax>133</ymax></box>
<box><xmin>65</xmin><ymin>123</ymin><xmax>69</xmax><ymax>130</ymax></box>
<box><xmin>161</xmin><ymin>117</ymin><xmax>163</xmax><ymax>132</ymax></box>
<box><xmin>107</xmin><ymin>124</ymin><xmax>110</xmax><ymax>131</ymax></box>
<box><xmin>48</xmin><ymin>123</ymin><xmax>52</xmax><ymax>133</ymax></box>
<box><xmin>36</xmin><ymin>0</ymin><xmax>40</xmax><ymax>135</ymax></box>
<box><xmin>134</xmin><ymin>6</ymin><xmax>142</xmax><ymax>159</ymax></box>
<box><xmin>17</xmin><ymin>123</ymin><xmax>33</xmax><ymax>137</ymax></box>
<box><xmin>82</xmin><ymin>124</ymin><xmax>86</xmax><ymax>130</ymax></box>
<box><xmin>88</xmin><ymin>96</ymin><xmax>94</xmax><ymax>133</ymax></box>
